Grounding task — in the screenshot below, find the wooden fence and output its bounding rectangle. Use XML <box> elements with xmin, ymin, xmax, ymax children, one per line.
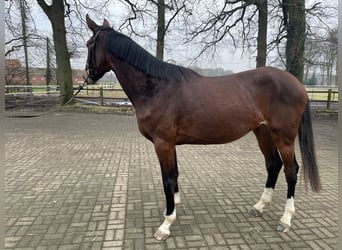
<box><xmin>306</xmin><ymin>88</ymin><xmax>338</xmax><ymax>110</ymax></box>
<box><xmin>5</xmin><ymin>85</ymin><xmax>338</xmax><ymax>110</ymax></box>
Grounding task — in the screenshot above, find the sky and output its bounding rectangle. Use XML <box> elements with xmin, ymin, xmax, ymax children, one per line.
<box><xmin>7</xmin><ymin>0</ymin><xmax>338</xmax><ymax>74</ymax></box>
<box><xmin>28</xmin><ymin>1</ymin><xmax>256</xmax><ymax>73</ymax></box>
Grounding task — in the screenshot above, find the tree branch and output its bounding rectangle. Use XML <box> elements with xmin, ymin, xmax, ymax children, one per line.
<box><xmin>36</xmin><ymin>0</ymin><xmax>51</xmax><ymax>16</ymax></box>
<box><xmin>165</xmin><ymin>3</ymin><xmax>185</xmax><ymax>33</ymax></box>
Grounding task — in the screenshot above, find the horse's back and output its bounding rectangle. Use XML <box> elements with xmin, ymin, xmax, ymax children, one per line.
<box><xmin>172</xmin><ymin>67</ymin><xmax>307</xmax><ymax>144</ymax></box>
<box><xmin>236</xmin><ymin>67</ymin><xmax>306</xmax><ymax>95</ymax></box>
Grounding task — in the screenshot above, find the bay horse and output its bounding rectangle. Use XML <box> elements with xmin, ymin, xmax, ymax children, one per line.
<box><xmin>85</xmin><ymin>15</ymin><xmax>320</xmax><ymax>241</ymax></box>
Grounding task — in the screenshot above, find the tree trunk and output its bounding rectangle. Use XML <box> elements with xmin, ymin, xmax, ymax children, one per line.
<box><xmin>156</xmin><ymin>0</ymin><xmax>165</xmax><ymax>60</ymax></box>
<box><xmin>37</xmin><ymin>0</ymin><xmax>73</xmax><ymax>104</ymax></box>
<box><xmin>320</xmin><ymin>66</ymin><xmax>325</xmax><ymax>85</ymax></box>
<box><xmin>304</xmin><ymin>65</ymin><xmax>310</xmax><ymax>83</ymax></box>
<box><xmin>256</xmin><ymin>0</ymin><xmax>267</xmax><ymax>68</ymax></box>
<box><xmin>46</xmin><ymin>37</ymin><xmax>51</xmax><ymax>93</ymax></box>
<box><xmin>336</xmin><ymin>56</ymin><xmax>338</xmax><ymax>86</ymax></box>
<box><xmin>20</xmin><ymin>0</ymin><xmax>30</xmax><ymax>86</ymax></box>
<box><xmin>284</xmin><ymin>0</ymin><xmax>305</xmax><ymax>82</ymax></box>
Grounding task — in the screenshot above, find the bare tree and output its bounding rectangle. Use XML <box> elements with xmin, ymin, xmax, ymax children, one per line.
<box><xmin>256</xmin><ymin>0</ymin><xmax>267</xmax><ymax>67</ymax></box>
<box><xmin>188</xmin><ymin>0</ymin><xmax>267</xmax><ymax>68</ymax></box>
<box><xmin>35</xmin><ymin>0</ymin><xmax>112</xmax><ymax>104</ymax></box>
<box><xmin>283</xmin><ymin>0</ymin><xmax>305</xmax><ymax>82</ymax></box>
<box><xmin>304</xmin><ymin>36</ymin><xmax>321</xmax><ymax>82</ymax></box>
<box><xmin>36</xmin><ymin>0</ymin><xmax>74</xmax><ymax>104</ymax></box>
<box><xmin>324</xmin><ymin>28</ymin><xmax>337</xmax><ymax>85</ymax></box>
<box><xmin>187</xmin><ymin>0</ymin><xmax>337</xmax><ymax>76</ymax></box>
<box><xmin>46</xmin><ymin>37</ymin><xmax>52</xmax><ymax>92</ymax></box>
<box><xmin>5</xmin><ymin>0</ymin><xmax>43</xmax><ymax>86</ymax></box>
<box><xmin>154</xmin><ymin>0</ymin><xmax>189</xmax><ymax>60</ymax></box>
<box><xmin>6</xmin><ymin>0</ymin><xmax>112</xmax><ymax>103</ymax></box>
<box><xmin>304</xmin><ymin>27</ymin><xmax>338</xmax><ymax>86</ymax></box>
<box><xmin>19</xmin><ymin>0</ymin><xmax>30</xmax><ymax>86</ymax></box>
<box><xmin>270</xmin><ymin>1</ymin><xmax>337</xmax><ymax>79</ymax></box>
<box><xmin>156</xmin><ymin>0</ymin><xmax>166</xmax><ymax>60</ymax></box>
<box><xmin>5</xmin><ymin>0</ymin><xmax>23</xmax><ymax>57</ymax></box>
<box><xmin>118</xmin><ymin>0</ymin><xmax>191</xmax><ymax>61</ymax></box>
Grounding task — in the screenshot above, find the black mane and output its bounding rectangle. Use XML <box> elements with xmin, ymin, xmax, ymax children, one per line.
<box><xmin>102</xmin><ymin>28</ymin><xmax>198</xmax><ymax>81</ymax></box>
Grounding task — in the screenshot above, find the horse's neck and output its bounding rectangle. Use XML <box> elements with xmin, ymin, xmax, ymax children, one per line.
<box><xmin>112</xmin><ymin>60</ymin><xmax>165</xmax><ymax>108</ymax></box>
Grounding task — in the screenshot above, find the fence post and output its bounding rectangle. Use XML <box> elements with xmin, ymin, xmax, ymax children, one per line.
<box><xmin>326</xmin><ymin>88</ymin><xmax>332</xmax><ymax>110</ymax></box>
<box><xmin>29</xmin><ymin>86</ymin><xmax>33</xmax><ymax>105</ymax></box>
<box><xmin>100</xmin><ymin>87</ymin><xmax>104</xmax><ymax>106</ymax></box>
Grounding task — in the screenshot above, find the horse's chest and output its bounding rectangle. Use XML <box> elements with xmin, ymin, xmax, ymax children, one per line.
<box><xmin>136</xmin><ymin>118</ymin><xmax>154</xmax><ymax>141</ymax></box>
<box><xmin>136</xmin><ymin>111</ymin><xmax>176</xmax><ymax>143</ymax></box>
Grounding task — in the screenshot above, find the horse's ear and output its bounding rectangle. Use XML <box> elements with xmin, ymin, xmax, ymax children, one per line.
<box><xmin>86</xmin><ymin>14</ymin><xmax>99</xmax><ymax>33</ymax></box>
<box><xmin>103</xmin><ymin>18</ymin><xmax>110</xmax><ymax>28</ymax></box>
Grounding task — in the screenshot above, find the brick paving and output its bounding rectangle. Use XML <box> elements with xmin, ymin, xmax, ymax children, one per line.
<box><xmin>5</xmin><ymin>111</ymin><xmax>337</xmax><ymax>249</ymax></box>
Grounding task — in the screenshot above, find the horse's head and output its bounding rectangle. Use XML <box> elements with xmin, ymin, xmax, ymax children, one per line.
<box><xmin>85</xmin><ymin>14</ymin><xmax>112</xmax><ymax>84</ymax></box>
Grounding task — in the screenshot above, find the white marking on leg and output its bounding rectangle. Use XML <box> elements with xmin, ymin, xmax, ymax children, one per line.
<box><xmin>253</xmin><ymin>187</ymin><xmax>274</xmax><ymax>213</ymax></box>
<box><xmin>157</xmin><ymin>209</ymin><xmax>176</xmax><ymax>236</ymax></box>
<box><xmin>280</xmin><ymin>197</ymin><xmax>295</xmax><ymax>228</ymax></box>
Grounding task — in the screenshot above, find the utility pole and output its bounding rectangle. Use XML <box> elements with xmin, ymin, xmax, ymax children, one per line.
<box><xmin>46</xmin><ymin>37</ymin><xmax>51</xmax><ymax>94</ymax></box>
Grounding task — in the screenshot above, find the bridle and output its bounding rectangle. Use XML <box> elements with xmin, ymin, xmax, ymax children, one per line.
<box><xmin>63</xmin><ymin>29</ymin><xmax>103</xmax><ymax>107</ymax></box>
<box><xmin>85</xmin><ymin>28</ymin><xmax>105</xmax><ymax>83</ymax></box>
<box><xmin>62</xmin><ymin>30</ymin><xmax>103</xmax><ymax>105</ymax></box>
<box><xmin>67</xmin><ymin>27</ymin><xmax>109</xmax><ymax>105</ymax></box>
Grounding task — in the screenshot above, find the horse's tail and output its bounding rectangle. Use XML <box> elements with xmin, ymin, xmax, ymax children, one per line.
<box><xmin>298</xmin><ymin>100</ymin><xmax>321</xmax><ymax>192</ymax></box>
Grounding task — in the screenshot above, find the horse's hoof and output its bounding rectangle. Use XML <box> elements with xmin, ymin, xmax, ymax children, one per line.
<box><xmin>154</xmin><ymin>230</ymin><xmax>170</xmax><ymax>241</ymax></box>
<box><xmin>277</xmin><ymin>222</ymin><xmax>290</xmax><ymax>233</ymax></box>
<box><xmin>248</xmin><ymin>208</ymin><xmax>262</xmax><ymax>217</ymax></box>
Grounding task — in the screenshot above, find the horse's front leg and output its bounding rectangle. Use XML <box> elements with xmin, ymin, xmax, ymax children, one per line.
<box><xmin>153</xmin><ymin>140</ymin><xmax>178</xmax><ymax>241</ymax></box>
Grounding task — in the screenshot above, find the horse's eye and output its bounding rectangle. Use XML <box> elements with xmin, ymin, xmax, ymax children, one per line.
<box><xmin>86</xmin><ymin>39</ymin><xmax>94</xmax><ymax>47</ymax></box>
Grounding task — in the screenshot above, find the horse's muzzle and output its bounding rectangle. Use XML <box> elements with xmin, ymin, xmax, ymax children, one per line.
<box><xmin>83</xmin><ymin>70</ymin><xmax>97</xmax><ymax>85</ymax></box>
<box><xmin>85</xmin><ymin>77</ymin><xmax>96</xmax><ymax>85</ymax></box>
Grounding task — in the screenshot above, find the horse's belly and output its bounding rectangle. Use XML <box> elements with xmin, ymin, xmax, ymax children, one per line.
<box><xmin>175</xmin><ymin>120</ymin><xmax>254</xmax><ymax>145</ymax></box>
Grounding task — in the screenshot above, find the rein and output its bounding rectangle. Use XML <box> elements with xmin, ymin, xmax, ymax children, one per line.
<box><xmin>63</xmin><ymin>79</ymin><xmax>88</xmax><ymax>105</ymax></box>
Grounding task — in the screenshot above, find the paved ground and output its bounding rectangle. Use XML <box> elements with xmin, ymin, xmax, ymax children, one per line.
<box><xmin>5</xmin><ymin>111</ymin><xmax>337</xmax><ymax>249</ymax></box>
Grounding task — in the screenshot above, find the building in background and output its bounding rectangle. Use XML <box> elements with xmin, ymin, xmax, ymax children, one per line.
<box><xmin>5</xmin><ymin>59</ymin><xmax>84</xmax><ymax>85</ymax></box>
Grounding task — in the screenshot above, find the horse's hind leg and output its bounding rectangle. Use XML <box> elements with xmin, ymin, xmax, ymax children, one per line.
<box><xmin>249</xmin><ymin>125</ymin><xmax>283</xmax><ymax>216</ymax></box>
<box><xmin>277</xmin><ymin>143</ymin><xmax>299</xmax><ymax>233</ymax></box>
